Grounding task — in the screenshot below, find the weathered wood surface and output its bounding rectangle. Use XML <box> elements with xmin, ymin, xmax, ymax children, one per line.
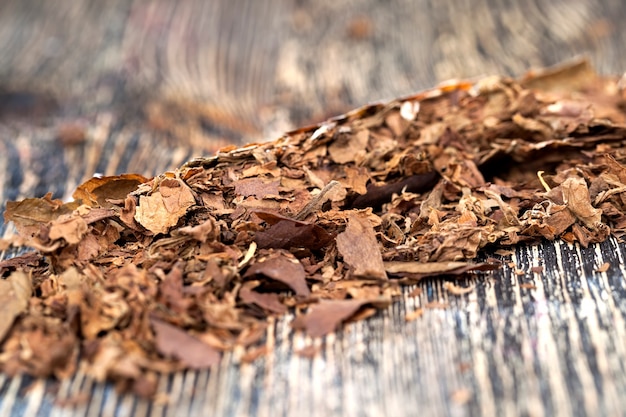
<box><xmin>1</xmin><ymin>1</ymin><xmax>626</xmax><ymax>416</ymax></box>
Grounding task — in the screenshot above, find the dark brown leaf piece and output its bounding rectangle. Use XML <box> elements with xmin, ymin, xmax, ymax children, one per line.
<box><xmin>336</xmin><ymin>212</ymin><xmax>387</xmax><ymax>280</ymax></box>
<box><xmin>244</xmin><ymin>253</ymin><xmax>311</xmax><ymax>297</ymax></box>
<box><xmin>150</xmin><ymin>318</ymin><xmax>221</xmax><ymax>369</ymax></box>
<box><xmin>292</xmin><ymin>298</ymin><xmax>390</xmax><ymax>337</ymax></box>
<box><xmin>239</xmin><ymin>284</ymin><xmax>287</xmax><ymax>314</ymax></box>
<box><xmin>384</xmin><ymin>261</ymin><xmax>500</xmax><ymax>281</ymax></box>
<box><xmin>254</xmin><ymin>211</ymin><xmax>334</xmax><ymax>250</ymax></box>
<box><xmin>351</xmin><ymin>172</ymin><xmax>438</xmax><ymax>209</ymax></box>
<box><xmin>0</xmin><ymin>252</ymin><xmax>45</xmax><ymax>275</ymax></box>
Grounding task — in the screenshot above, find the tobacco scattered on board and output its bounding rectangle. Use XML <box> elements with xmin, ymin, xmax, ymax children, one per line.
<box><xmin>2</xmin><ymin>61</ymin><xmax>626</xmax><ymax>396</ymax></box>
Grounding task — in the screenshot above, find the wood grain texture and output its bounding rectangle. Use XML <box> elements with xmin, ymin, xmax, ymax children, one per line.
<box><xmin>1</xmin><ymin>0</ymin><xmax>625</xmax><ymax>138</ymax></box>
<box><xmin>1</xmin><ymin>1</ymin><xmax>626</xmax><ymax>416</ymax></box>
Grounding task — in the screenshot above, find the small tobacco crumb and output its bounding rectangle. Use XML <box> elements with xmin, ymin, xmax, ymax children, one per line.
<box><xmin>53</xmin><ymin>392</ymin><xmax>90</xmax><ymax>408</ymax></box>
<box><xmin>0</xmin><ymin>238</ymin><xmax>11</xmax><ymax>251</ymax></box>
<box><xmin>405</xmin><ymin>308</ymin><xmax>424</xmax><ymax>321</ymax></box>
<box><xmin>346</xmin><ymin>15</ymin><xmax>373</xmax><ymax>40</ymax></box>
<box><xmin>408</xmin><ymin>287</ymin><xmax>423</xmax><ymax>298</ymax></box>
<box><xmin>530</xmin><ymin>266</ymin><xmax>544</xmax><ymax>274</ymax></box>
<box><xmin>443</xmin><ymin>282</ymin><xmax>475</xmax><ymax>296</ymax></box>
<box><xmin>294</xmin><ymin>345</ymin><xmax>321</xmax><ymax>358</ymax></box>
<box><xmin>519</xmin><ymin>283</ymin><xmax>537</xmax><ymax>290</ymax></box>
<box><xmin>425</xmin><ymin>301</ymin><xmax>449</xmax><ymax>309</ymax></box>
<box><xmin>57</xmin><ymin>122</ymin><xmax>87</xmax><ymax>146</ymax></box>
<box><xmin>240</xmin><ymin>346</ymin><xmax>268</xmax><ymax>363</ymax></box>
<box><xmin>450</xmin><ymin>388</ymin><xmax>472</xmax><ymax>405</ymax></box>
<box><xmin>595</xmin><ymin>262</ymin><xmax>611</xmax><ymax>273</ymax></box>
<box><xmin>458</xmin><ymin>362</ymin><xmax>472</xmax><ymax>373</ymax></box>
<box><xmin>494</xmin><ymin>249</ymin><xmax>515</xmax><ymax>257</ymax></box>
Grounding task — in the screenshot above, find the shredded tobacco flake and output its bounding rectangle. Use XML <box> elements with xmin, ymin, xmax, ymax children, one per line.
<box><xmin>2</xmin><ymin>61</ymin><xmax>626</xmax><ymax>395</ymax></box>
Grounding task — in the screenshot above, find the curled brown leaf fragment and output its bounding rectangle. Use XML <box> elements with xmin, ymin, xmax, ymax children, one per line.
<box><xmin>48</xmin><ymin>215</ymin><xmax>89</xmax><ymax>245</ymax></box>
<box><xmin>73</xmin><ymin>174</ymin><xmax>148</xmax><ymax>208</ymax></box>
<box><xmin>350</xmin><ymin>172</ymin><xmax>438</xmax><ymax>209</ymax></box>
<box><xmin>405</xmin><ymin>308</ymin><xmax>424</xmax><ymax>322</ymax></box>
<box><xmin>175</xmin><ymin>216</ymin><xmax>219</xmax><ymax>242</ymax></box>
<box><xmin>560</xmin><ymin>177</ymin><xmax>603</xmax><ymax>230</ymax></box>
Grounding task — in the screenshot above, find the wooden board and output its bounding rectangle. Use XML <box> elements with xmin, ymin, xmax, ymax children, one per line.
<box><xmin>1</xmin><ymin>1</ymin><xmax>626</xmax><ymax>416</ymax></box>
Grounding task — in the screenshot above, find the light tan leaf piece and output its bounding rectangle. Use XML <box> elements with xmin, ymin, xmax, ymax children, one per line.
<box><xmin>0</xmin><ymin>271</ymin><xmax>32</xmax><ymax>342</ymax></box>
<box><xmin>134</xmin><ymin>178</ymin><xmax>196</xmax><ymax>234</ymax></box>
<box><xmin>561</xmin><ymin>177</ymin><xmax>602</xmax><ymax>230</ymax></box>
<box><xmin>49</xmin><ymin>215</ymin><xmax>89</xmax><ymax>245</ymax></box>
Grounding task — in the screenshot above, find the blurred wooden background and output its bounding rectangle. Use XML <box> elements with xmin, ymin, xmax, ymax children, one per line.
<box><xmin>1</xmin><ymin>0</ymin><xmax>625</xmax><ymax>153</ymax></box>
<box><xmin>1</xmin><ymin>1</ymin><xmax>626</xmax><ymax>416</ymax></box>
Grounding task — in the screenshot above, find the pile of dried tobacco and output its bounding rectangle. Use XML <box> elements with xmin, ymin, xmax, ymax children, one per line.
<box><xmin>2</xmin><ymin>61</ymin><xmax>626</xmax><ymax>395</ymax></box>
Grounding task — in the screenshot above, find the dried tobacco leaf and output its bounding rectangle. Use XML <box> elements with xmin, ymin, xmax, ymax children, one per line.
<box><xmin>234</xmin><ymin>178</ymin><xmax>280</xmax><ymax>198</ymax></box>
<box><xmin>4</xmin><ymin>60</ymin><xmax>626</xmax><ymax>394</ymax></box>
<box><xmin>384</xmin><ymin>261</ymin><xmax>500</xmax><ymax>281</ymax></box>
<box><xmin>134</xmin><ymin>178</ymin><xmax>196</xmax><ymax>234</ymax></box>
<box><xmin>254</xmin><ymin>211</ymin><xmax>334</xmax><ymax>250</ymax></box>
<box><xmin>243</xmin><ymin>252</ymin><xmax>310</xmax><ymax>297</ymax></box>
<box><xmin>336</xmin><ymin>212</ymin><xmax>387</xmax><ymax>280</ymax></box>
<box><xmin>328</xmin><ymin>129</ymin><xmax>369</xmax><ymax>164</ymax></box>
<box><xmin>4</xmin><ymin>193</ymin><xmax>79</xmax><ymax>236</ymax></box>
<box><xmin>150</xmin><ymin>318</ymin><xmax>221</xmax><ymax>369</ymax></box>
<box><xmin>351</xmin><ymin>172</ymin><xmax>438</xmax><ymax>209</ymax></box>
<box><xmin>239</xmin><ymin>283</ymin><xmax>287</xmax><ymax>314</ymax></box>
<box><xmin>291</xmin><ymin>298</ymin><xmax>390</xmax><ymax>338</ymax></box>
<box><xmin>0</xmin><ymin>271</ymin><xmax>31</xmax><ymax>342</ymax></box>
<box><xmin>73</xmin><ymin>174</ymin><xmax>148</xmax><ymax>208</ymax></box>
<box><xmin>0</xmin><ymin>253</ymin><xmax>45</xmax><ymax>276</ymax></box>
<box><xmin>560</xmin><ymin>177</ymin><xmax>602</xmax><ymax>230</ymax></box>
<box><xmin>175</xmin><ymin>217</ymin><xmax>220</xmax><ymax>242</ymax></box>
<box><xmin>48</xmin><ymin>215</ymin><xmax>89</xmax><ymax>245</ymax></box>
<box><xmin>443</xmin><ymin>281</ymin><xmax>476</xmax><ymax>295</ymax></box>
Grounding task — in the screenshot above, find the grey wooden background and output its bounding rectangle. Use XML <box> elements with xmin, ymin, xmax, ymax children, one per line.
<box><xmin>1</xmin><ymin>1</ymin><xmax>626</xmax><ymax>416</ymax></box>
